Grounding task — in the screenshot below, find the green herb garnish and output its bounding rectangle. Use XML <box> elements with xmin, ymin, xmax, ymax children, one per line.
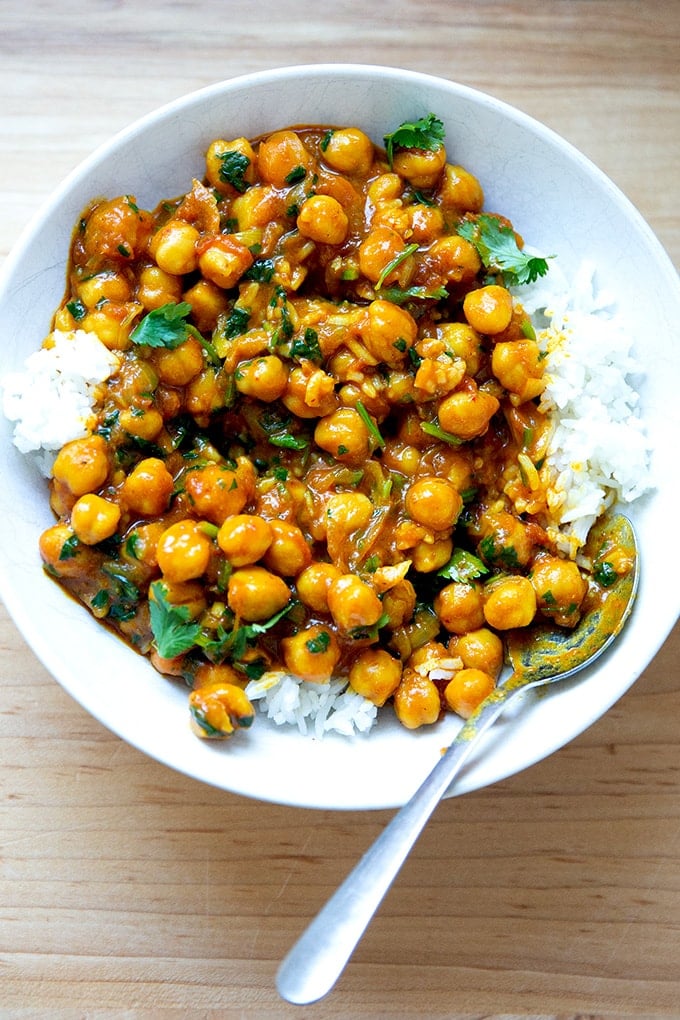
<box><xmin>383</xmin><ymin>113</ymin><xmax>446</xmax><ymax>168</ymax></box>
<box><xmin>131</xmin><ymin>302</ymin><xmax>220</xmax><ymax>364</ymax></box>
<box><xmin>305</xmin><ymin>631</ymin><xmax>331</xmax><ymax>654</ymax></box>
<box><xmin>457</xmin><ymin>214</ymin><xmax>552</xmax><ymax>287</ymax></box>
<box><xmin>375</xmin><ymin>242</ymin><xmax>419</xmax><ymax>290</ymax></box>
<box><xmin>594</xmin><ymin>561</ymin><xmax>618</xmax><ymax>588</ymax></box>
<box><xmin>290</xmin><ymin>327</ymin><xmax>322</xmax><ymax>363</ymax></box>
<box><xmin>420</xmin><ymin>421</ymin><xmax>463</xmax><ymax>446</ymax></box>
<box><xmin>437</xmin><ymin>548</ymin><xmax>489</xmax><ymax>583</ymax></box>
<box><xmin>218</xmin><ymin>150</ymin><xmax>251</xmax><ymax>193</ymax></box>
<box><xmin>355</xmin><ymin>400</ymin><xmax>385</xmax><ymax>449</ymax></box>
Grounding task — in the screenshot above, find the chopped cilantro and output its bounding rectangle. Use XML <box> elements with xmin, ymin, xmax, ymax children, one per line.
<box><xmin>66</xmin><ymin>298</ymin><xmax>87</xmax><ymax>321</ymax></box>
<box><xmin>437</xmin><ymin>548</ymin><xmax>489</xmax><ymax>583</ymax></box>
<box><xmin>223</xmin><ymin>305</ymin><xmax>251</xmax><ymax>339</ymax></box>
<box><xmin>356</xmin><ymin>400</ymin><xmax>385</xmax><ymax>449</ymax></box>
<box><xmin>420</xmin><ymin>421</ymin><xmax>464</xmax><ymax>446</ymax></box>
<box><xmin>290</xmin><ymin>327</ymin><xmax>322</xmax><ymax>363</ymax></box>
<box><xmin>218</xmin><ymin>150</ymin><xmax>251</xmax><ymax>193</ymax></box>
<box><xmin>244</xmin><ymin>259</ymin><xmax>275</xmax><ymax>283</ymax></box>
<box><xmin>594</xmin><ymin>561</ymin><xmax>618</xmax><ymax>587</ymax></box>
<box><xmin>305</xmin><ymin>630</ymin><xmax>331</xmax><ymax>654</ymax></box>
<box><xmin>285</xmin><ymin>165</ymin><xmax>306</xmax><ymax>185</ymax></box>
<box><xmin>59</xmin><ymin>534</ymin><xmax>80</xmax><ymax>561</ymax></box>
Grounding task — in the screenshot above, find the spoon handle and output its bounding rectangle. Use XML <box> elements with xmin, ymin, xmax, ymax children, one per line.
<box><xmin>276</xmin><ymin>682</ymin><xmax>523</xmax><ymax>1005</ymax></box>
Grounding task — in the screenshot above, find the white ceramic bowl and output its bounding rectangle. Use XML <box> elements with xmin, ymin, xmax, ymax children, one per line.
<box><xmin>1</xmin><ymin>65</ymin><xmax>678</xmax><ymax>810</ymax></box>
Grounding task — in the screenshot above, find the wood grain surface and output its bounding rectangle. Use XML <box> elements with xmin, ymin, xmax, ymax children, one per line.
<box><xmin>1</xmin><ymin>2</ymin><xmax>679</xmax><ymax>1016</ymax></box>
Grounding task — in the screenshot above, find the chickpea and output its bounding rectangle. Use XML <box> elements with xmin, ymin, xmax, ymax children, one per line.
<box><xmin>381</xmin><ymin>441</ymin><xmax>421</xmax><ymax>476</ymax></box>
<box><xmin>407</xmin><ymin>203</ymin><xmax>445</xmax><ymax>243</ymax></box>
<box><xmin>322</xmin><ymin>128</ymin><xmax>374</xmax><ymax>174</ymax></box>
<box><xmin>434</xmin><ymin>322</ymin><xmax>482</xmax><ymax>376</ymax></box>
<box><xmin>349</xmin><ymin>648</ymin><xmax>402</xmax><ymax>706</ymax></box>
<box><xmin>70</xmin><ymin>493</ymin><xmax>121</xmax><ymax>545</ymax></box>
<box><xmin>393</xmin><ymin>670</ymin><xmax>441</xmax><ymax>729</ymax></box>
<box><xmin>281</xmin><ymin>625</ymin><xmax>341</xmax><ymax>684</ymax></box>
<box><xmin>325</xmin><ymin>491</ymin><xmax>373</xmax><ymax>561</ymax></box>
<box><xmin>189</xmin><ymin>681</ymin><xmax>254</xmax><ymax>738</ymax></box>
<box><xmin>235</xmin><ymin>355</ymin><xmax>288</xmax><ymax>402</ymax></box>
<box><xmin>360</xmin><ymin>299</ymin><xmax>417</xmax><ymax>367</ymax></box>
<box><xmin>314</xmin><ymin>407</ymin><xmax>371</xmax><ymax>465</ymax></box>
<box><xmin>297</xmin><ymin>195</ymin><xmax>349</xmax><ymax>245</ymax></box>
<box><xmin>463</xmin><ymin>285</ymin><xmax>514</xmax><ymax>335</ymax></box>
<box><xmin>82</xmin><ymin>196</ymin><xmax>152</xmax><ymax>263</ymax></box>
<box><xmin>182</xmin><ymin>278</ymin><xmax>229</xmax><ymax>333</ymax></box>
<box><xmin>478</xmin><ymin>509</ymin><xmax>534</xmax><ymax>568</ymax></box>
<box><xmin>367</xmin><ymin>173</ymin><xmax>403</xmax><ymax>205</ymax></box>
<box><xmin>529</xmin><ymin>552</ymin><xmax>587</xmax><ymax>627</ymax></box>
<box><xmin>136</xmin><ymin>265</ymin><xmax>183</xmax><ymax>311</ymax></box>
<box><xmin>122</xmin><ymin>520</ymin><xmax>166</xmax><ymax>570</ymax></box>
<box><xmin>448</xmin><ymin>628</ymin><xmax>504</xmax><ymax>680</ymax></box>
<box><xmin>491</xmin><ymin>339</ymin><xmax>546</xmax><ymax>405</ymax></box>
<box><xmin>427</xmin><ymin>235</ymin><xmax>481</xmax><ymax>284</ymax></box>
<box><xmin>444</xmin><ymin>668</ymin><xmax>495</xmax><ymax>719</ymax></box>
<box><xmin>184</xmin><ymin>464</ymin><xmax>248</xmax><ymax>525</ymax></box>
<box><xmin>282</xmin><ymin>364</ymin><xmax>338</xmax><ymax>419</ymax></box>
<box><xmin>263</xmin><ymin>519</ymin><xmax>312</xmax><ymax>577</ymax></box>
<box><xmin>391</xmin><ymin>144</ymin><xmax>447</xmax><ymax>189</ymax></box>
<box><xmin>227</xmin><ymin>566</ymin><xmax>291</xmax><ymax>622</ymax></box>
<box><xmin>438</xmin><ymin>164</ymin><xmax>484</xmax><ymax>213</ymax></box>
<box><xmin>437</xmin><ymin>384</ymin><xmax>500</xmax><ymax>440</ymax></box>
<box><xmin>411</xmin><ymin>536</ymin><xmax>453</xmax><ymax>574</ymax></box>
<box><xmin>157</xmin><ymin>519</ymin><xmax>212</xmax><ymax>582</ymax></box>
<box><xmin>52</xmin><ymin>435</ymin><xmax>109</xmax><ymax>497</ymax></box>
<box><xmin>185</xmin><ymin>365</ymin><xmax>230</xmax><ymax>422</ymax></box>
<box><xmin>198</xmin><ymin>236</ymin><xmax>254</xmax><ymax>289</ymax></box>
<box><xmin>405</xmin><ymin>476</ymin><xmax>463</xmax><ymax>532</ymax></box>
<box><xmin>119</xmin><ymin>406</ymin><xmax>164</xmax><ymax>442</ymax></box>
<box><xmin>80</xmin><ymin>305</ymin><xmax>134</xmax><ymax>351</ymax></box>
<box><xmin>149</xmin><ymin>220</ymin><xmax>200</xmax><ymax>276</ymax></box>
<box><xmin>483</xmin><ymin>575</ymin><xmax>537</xmax><ymax>630</ymax></box>
<box><xmin>327</xmin><ymin>574</ymin><xmax>383</xmax><ymax>632</ymax></box>
<box><xmin>358</xmin><ymin>227</ymin><xmax>408</xmax><ymax>286</ymax></box>
<box><xmin>77</xmin><ymin>270</ymin><xmax>131</xmax><ymax>309</ymax></box>
<box><xmin>205</xmin><ymin>137</ymin><xmax>257</xmax><ymax>193</ymax></box>
<box><xmin>434</xmin><ymin>581</ymin><xmax>485</xmax><ymax>635</ymax></box>
<box><xmin>38</xmin><ymin>523</ymin><xmax>98</xmax><ymax>578</ymax></box>
<box><xmin>121</xmin><ymin>457</ymin><xmax>174</xmax><ymax>516</ymax></box>
<box><xmin>257</xmin><ymin>129</ymin><xmax>315</xmax><ymax>187</ymax></box>
<box><xmin>296</xmin><ymin>561</ymin><xmax>342</xmax><ymax>613</ymax></box>
<box><xmin>217</xmin><ymin>514</ymin><xmax>273</xmax><ymax>567</ymax></box>
<box><xmin>230</xmin><ymin>184</ymin><xmax>285</xmax><ymax>231</ymax></box>
<box><xmin>381</xmin><ymin>578</ymin><xmax>416</xmax><ymax>629</ymax></box>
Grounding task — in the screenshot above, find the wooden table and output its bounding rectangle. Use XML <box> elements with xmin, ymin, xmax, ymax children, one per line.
<box><xmin>2</xmin><ymin>2</ymin><xmax>678</xmax><ymax>1014</ymax></box>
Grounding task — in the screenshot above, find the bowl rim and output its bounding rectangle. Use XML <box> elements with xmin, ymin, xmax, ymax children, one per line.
<box><xmin>1</xmin><ymin>63</ymin><xmax>678</xmax><ymax>810</ymax></box>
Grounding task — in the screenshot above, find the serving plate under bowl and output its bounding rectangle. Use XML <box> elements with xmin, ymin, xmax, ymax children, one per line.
<box><xmin>0</xmin><ymin>64</ymin><xmax>678</xmax><ymax>810</ymax></box>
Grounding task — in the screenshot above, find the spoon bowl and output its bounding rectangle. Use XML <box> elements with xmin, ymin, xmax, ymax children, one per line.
<box><xmin>277</xmin><ymin>514</ymin><xmax>639</xmax><ymax>1005</ymax></box>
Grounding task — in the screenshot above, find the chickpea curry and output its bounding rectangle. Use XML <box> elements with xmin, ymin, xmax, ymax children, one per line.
<box><xmin>37</xmin><ymin>113</ymin><xmax>630</xmax><ymax>740</ymax></box>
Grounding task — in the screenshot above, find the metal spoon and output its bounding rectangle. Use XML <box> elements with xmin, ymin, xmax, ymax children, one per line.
<box><xmin>277</xmin><ymin>514</ymin><xmax>639</xmax><ymax>1005</ymax></box>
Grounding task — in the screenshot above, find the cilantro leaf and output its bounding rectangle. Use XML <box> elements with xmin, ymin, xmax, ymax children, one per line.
<box><xmin>375</xmin><ymin>242</ymin><xmax>419</xmax><ymax>290</ymax></box>
<box><xmin>131</xmin><ymin>301</ymin><xmax>221</xmax><ymax>364</ymax></box>
<box><xmin>457</xmin><ymin>214</ymin><xmax>552</xmax><ymax>286</ymax></box>
<box><xmin>131</xmin><ymin>301</ymin><xmax>195</xmax><ymax>350</ymax></box>
<box><xmin>437</xmin><ymin>547</ymin><xmax>489</xmax><ymax>583</ymax></box>
<box><xmin>217</xmin><ymin>150</ymin><xmax>251</xmax><ymax>193</ymax></box>
<box><xmin>383</xmin><ymin>113</ymin><xmax>446</xmax><ymax>168</ymax></box>
<box><xmin>290</xmin><ymin>327</ymin><xmax>322</xmax><ymax>363</ymax></box>
<box><xmin>149</xmin><ymin>580</ymin><xmax>201</xmax><ymax>659</ymax></box>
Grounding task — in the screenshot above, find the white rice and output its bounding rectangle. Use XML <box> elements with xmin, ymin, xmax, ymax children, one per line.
<box><xmin>1</xmin><ymin>327</ymin><xmax>120</xmax><ymax>477</ymax></box>
<box><xmin>514</xmin><ymin>260</ymin><xmax>652</xmax><ymax>555</ymax></box>
<box><xmin>245</xmin><ymin>671</ymin><xmax>377</xmax><ymax>738</ymax></box>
